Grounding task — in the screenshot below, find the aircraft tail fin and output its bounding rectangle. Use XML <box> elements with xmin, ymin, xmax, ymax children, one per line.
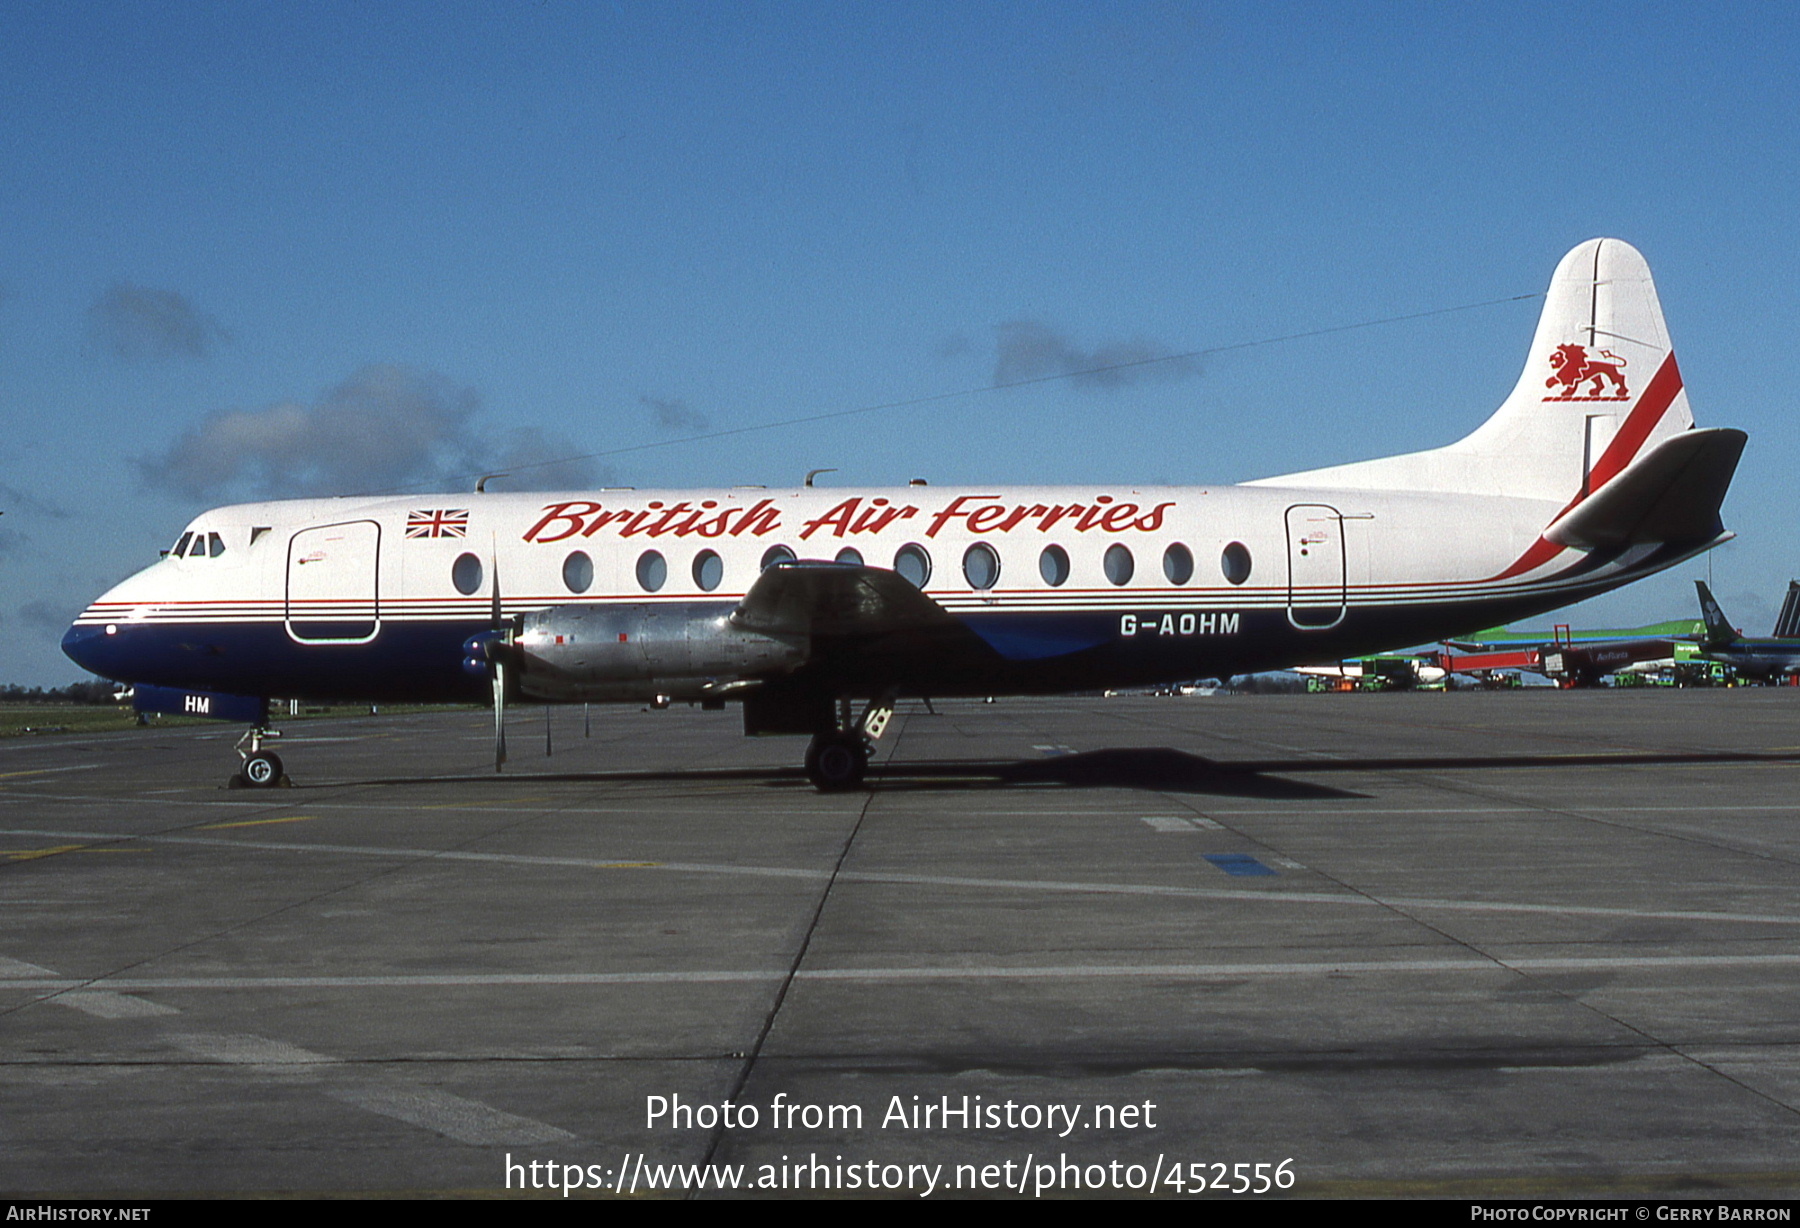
<box><xmin>1695</xmin><ymin>581</ymin><xmax>1741</xmax><ymax>647</ymax></box>
<box><xmin>1250</xmin><ymin>239</ymin><xmax>1697</xmax><ymax>506</ymax></box>
<box><xmin>1773</xmin><ymin>581</ymin><xmax>1800</xmax><ymax>640</ymax></box>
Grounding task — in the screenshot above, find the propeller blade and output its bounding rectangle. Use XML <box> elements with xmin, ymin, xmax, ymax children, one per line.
<box><xmin>489</xmin><ymin>540</ymin><xmax>506</xmax><ymax>771</ymax></box>
<box><xmin>493</xmin><ymin>659</ymin><xmax>508</xmax><ymax>771</ymax></box>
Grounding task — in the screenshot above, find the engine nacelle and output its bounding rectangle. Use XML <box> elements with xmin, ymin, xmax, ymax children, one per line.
<box><xmin>513</xmin><ymin>603</ymin><xmax>807</xmax><ymax>702</ymax></box>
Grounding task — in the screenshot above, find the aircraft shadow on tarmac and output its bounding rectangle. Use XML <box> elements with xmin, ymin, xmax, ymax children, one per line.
<box><xmin>348</xmin><ymin>745</ymin><xmax>1800</xmax><ymax>798</ymax></box>
<box><xmin>355</xmin><ymin>747</ymin><xmax>1359</xmax><ymax>798</ymax></box>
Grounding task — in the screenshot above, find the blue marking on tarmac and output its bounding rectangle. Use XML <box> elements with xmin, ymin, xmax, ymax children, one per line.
<box><xmin>1204</xmin><ymin>854</ymin><xmax>1277</xmax><ymax>877</ymax></box>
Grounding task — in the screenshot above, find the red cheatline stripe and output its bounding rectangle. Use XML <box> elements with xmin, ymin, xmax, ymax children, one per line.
<box><xmin>1492</xmin><ymin>352</ymin><xmax>1684</xmax><ymax>581</ymax></box>
<box><xmin>1586</xmin><ymin>352</ymin><xmax>1684</xmax><ymax>491</ymax></box>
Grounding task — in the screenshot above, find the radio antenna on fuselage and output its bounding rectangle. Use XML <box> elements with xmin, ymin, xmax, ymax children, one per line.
<box><xmin>374</xmin><ymin>292</ymin><xmax>1542</xmax><ymax>498</ymax></box>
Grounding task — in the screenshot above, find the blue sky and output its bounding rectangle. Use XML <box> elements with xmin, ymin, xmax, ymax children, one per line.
<box><xmin>4</xmin><ymin>2</ymin><xmax>1798</xmax><ymax>684</ymax></box>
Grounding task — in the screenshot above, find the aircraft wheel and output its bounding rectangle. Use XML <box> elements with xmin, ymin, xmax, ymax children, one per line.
<box><xmin>242</xmin><ymin>751</ymin><xmax>284</xmax><ymax>788</ymax></box>
<box><xmin>805</xmin><ymin>733</ymin><xmax>868</xmax><ymax>791</ymax></box>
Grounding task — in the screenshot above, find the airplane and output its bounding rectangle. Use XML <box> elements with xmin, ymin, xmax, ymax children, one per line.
<box><xmin>61</xmin><ymin>238</ymin><xmax>1748</xmax><ymax>790</ymax></box>
<box><xmin>1294</xmin><ymin>654</ymin><xmax>1448</xmax><ymax>691</ymax></box>
<box><xmin>1694</xmin><ymin>580</ymin><xmax>1800</xmax><ymax>682</ymax></box>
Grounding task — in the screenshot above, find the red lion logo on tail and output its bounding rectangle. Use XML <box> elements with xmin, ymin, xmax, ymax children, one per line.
<box><xmin>1544</xmin><ymin>344</ymin><xmax>1629</xmax><ymax>400</ymax></box>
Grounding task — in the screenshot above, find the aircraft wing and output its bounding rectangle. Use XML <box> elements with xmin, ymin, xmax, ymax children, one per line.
<box><xmin>732</xmin><ymin>560</ymin><xmax>963</xmax><ymax>638</ymax></box>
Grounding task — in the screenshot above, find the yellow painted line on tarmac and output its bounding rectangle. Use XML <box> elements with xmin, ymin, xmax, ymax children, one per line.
<box><xmin>199</xmin><ymin>816</ymin><xmax>317</xmax><ymax>830</ymax></box>
<box><xmin>3</xmin><ymin>845</ymin><xmax>146</xmax><ymax>862</ymax></box>
<box><xmin>419</xmin><ymin>796</ymin><xmax>556</xmax><ymax>810</ymax></box>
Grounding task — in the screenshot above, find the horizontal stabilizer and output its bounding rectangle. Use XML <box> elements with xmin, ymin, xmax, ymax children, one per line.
<box><xmin>1545</xmin><ymin>428</ymin><xmax>1746</xmax><ymax>549</ymax></box>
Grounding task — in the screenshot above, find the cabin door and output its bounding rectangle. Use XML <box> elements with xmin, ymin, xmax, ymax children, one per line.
<box><xmin>286</xmin><ymin>520</ymin><xmax>382</xmax><ymax>643</ymax></box>
<box><xmin>1285</xmin><ymin>504</ymin><xmax>1346</xmax><ymax>630</ymax></box>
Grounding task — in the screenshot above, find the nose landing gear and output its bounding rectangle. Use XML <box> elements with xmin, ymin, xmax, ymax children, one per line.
<box><xmin>230</xmin><ymin>726</ymin><xmax>288</xmax><ymax>789</ymax></box>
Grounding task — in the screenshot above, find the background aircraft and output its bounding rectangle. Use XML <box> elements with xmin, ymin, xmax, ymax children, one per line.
<box><xmin>1694</xmin><ymin>581</ymin><xmax>1800</xmax><ymax>682</ymax></box>
<box><xmin>1295</xmin><ymin>655</ymin><xmax>1448</xmax><ymax>691</ymax></box>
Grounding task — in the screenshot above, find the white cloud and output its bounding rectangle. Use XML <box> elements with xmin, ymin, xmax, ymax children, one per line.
<box><xmin>87</xmin><ymin>282</ymin><xmax>230</xmax><ymax>362</ymax></box>
<box><xmin>133</xmin><ymin>365</ymin><xmax>600</xmax><ymax>499</ymax></box>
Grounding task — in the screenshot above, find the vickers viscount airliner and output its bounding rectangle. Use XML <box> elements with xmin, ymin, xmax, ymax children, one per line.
<box><xmin>63</xmin><ymin>239</ymin><xmax>1746</xmax><ymax>789</ymax></box>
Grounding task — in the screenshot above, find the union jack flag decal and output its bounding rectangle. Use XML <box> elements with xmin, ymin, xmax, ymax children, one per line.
<box><xmin>406</xmin><ymin>509</ymin><xmax>469</xmax><ymax>538</ymax></box>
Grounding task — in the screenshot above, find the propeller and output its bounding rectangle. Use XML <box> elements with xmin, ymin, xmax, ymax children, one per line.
<box><xmin>460</xmin><ymin>545</ymin><xmax>512</xmax><ymax>772</ymax></box>
<box><xmin>489</xmin><ymin>551</ymin><xmax>508</xmax><ymax>772</ymax></box>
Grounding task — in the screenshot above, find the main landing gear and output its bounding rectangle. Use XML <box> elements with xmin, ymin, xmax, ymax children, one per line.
<box><xmin>805</xmin><ymin>731</ymin><xmax>869</xmax><ymax>790</ymax></box>
<box><xmin>804</xmin><ymin>691</ymin><xmax>897</xmax><ymax>791</ymax></box>
<box><xmin>230</xmin><ymin>726</ymin><xmax>288</xmax><ymax>789</ymax></box>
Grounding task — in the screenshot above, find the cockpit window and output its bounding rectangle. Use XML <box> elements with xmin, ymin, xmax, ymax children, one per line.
<box><xmin>188</xmin><ymin>535</ymin><xmax>210</xmax><ymax>558</ymax></box>
<box><xmin>208</xmin><ymin>532</ymin><xmax>225</xmax><ymax>558</ymax></box>
<box><xmin>172</xmin><ymin>532</ymin><xmax>193</xmax><ymax>557</ymax></box>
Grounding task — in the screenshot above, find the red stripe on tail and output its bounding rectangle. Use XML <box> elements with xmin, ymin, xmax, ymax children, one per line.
<box><xmin>1492</xmin><ymin>352</ymin><xmax>1684</xmax><ymax>581</ymax></box>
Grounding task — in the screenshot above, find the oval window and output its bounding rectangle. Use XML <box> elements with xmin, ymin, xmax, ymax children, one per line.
<box><xmin>1039</xmin><ymin>544</ymin><xmax>1070</xmax><ymax>587</ymax></box>
<box><xmin>835</xmin><ymin>547</ymin><xmax>864</xmax><ymax>566</ymax></box>
<box><xmin>957</xmin><ymin>540</ymin><xmax>1000</xmax><ymax>586</ymax></box>
<box><xmin>452</xmin><ymin>552</ymin><xmax>484</xmax><ymax>596</ymax></box>
<box><xmin>1162</xmin><ymin>543</ymin><xmax>1194</xmax><ymax>585</ymax></box>
<box><xmin>562</xmin><ymin>551</ymin><xmax>594</xmax><ymax>594</ymax></box>
<box><xmin>1221</xmin><ymin>541</ymin><xmax>1253</xmax><ymax>585</ymax></box>
<box><xmin>962</xmin><ymin>542</ymin><xmax>1000</xmax><ymax>590</ymax></box>
<box><xmin>1104</xmin><ymin>543</ymin><xmax>1135</xmax><ymax>586</ymax></box>
<box><xmin>693</xmin><ymin>549</ymin><xmax>724</xmax><ymax>592</ymax></box>
<box><xmin>760</xmin><ymin>544</ymin><xmax>796</xmax><ymax>571</ymax></box>
<box><xmin>894</xmin><ymin>543</ymin><xmax>932</xmax><ymax>588</ymax></box>
<box><xmin>636</xmin><ymin>550</ymin><xmax>667</xmax><ymax>592</ymax></box>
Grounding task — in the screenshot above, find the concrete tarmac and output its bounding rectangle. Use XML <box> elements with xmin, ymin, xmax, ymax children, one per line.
<box><xmin>2</xmin><ymin>690</ymin><xmax>1798</xmax><ymax>1199</ymax></box>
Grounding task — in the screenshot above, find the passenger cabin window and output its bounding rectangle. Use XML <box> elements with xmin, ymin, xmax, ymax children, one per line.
<box><xmin>452</xmin><ymin>552</ymin><xmax>484</xmax><ymax>595</ymax></box>
<box><xmin>761</xmin><ymin>545</ymin><xmax>796</xmax><ymax>571</ymax></box>
<box><xmin>693</xmin><ymin>550</ymin><xmax>724</xmax><ymax>592</ymax></box>
<box><xmin>636</xmin><ymin>550</ymin><xmax>668</xmax><ymax>592</ymax></box>
<box><xmin>835</xmin><ymin>547</ymin><xmax>863</xmax><ymax>566</ymax></box>
<box><xmin>1162</xmin><ymin>543</ymin><xmax>1193</xmax><ymax>585</ymax></box>
<box><xmin>962</xmin><ymin>542</ymin><xmax>1000</xmax><ymax>590</ymax></box>
<box><xmin>1104</xmin><ymin>544</ymin><xmax>1135</xmax><ymax>585</ymax></box>
<box><xmin>1039</xmin><ymin>545</ymin><xmax>1070</xmax><ymax>587</ymax></box>
<box><xmin>894</xmin><ymin>544</ymin><xmax>931</xmax><ymax>588</ymax></box>
<box><xmin>563</xmin><ymin>551</ymin><xmax>594</xmax><ymax>594</ymax></box>
<box><xmin>1221</xmin><ymin>541</ymin><xmax>1253</xmax><ymax>585</ymax></box>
